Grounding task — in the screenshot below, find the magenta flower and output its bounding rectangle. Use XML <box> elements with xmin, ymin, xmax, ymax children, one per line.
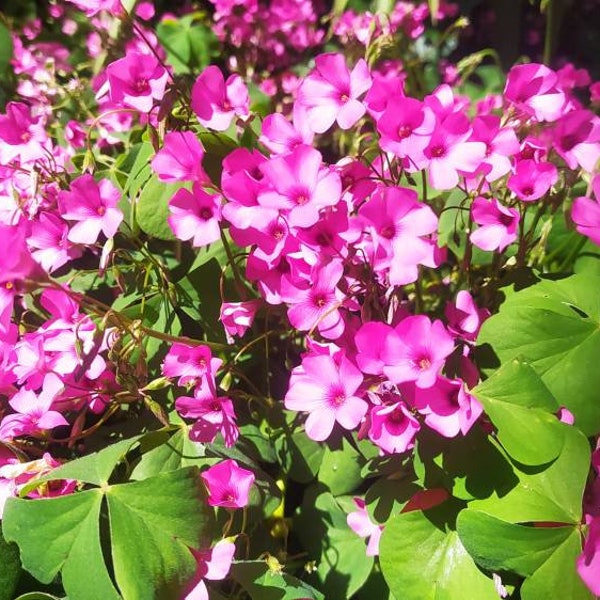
<box><xmin>162</xmin><ymin>343</ymin><xmax>222</xmax><ymax>387</ymax></box>
<box><xmin>471</xmin><ymin>115</ymin><xmax>520</xmax><ymax>182</ymax></box>
<box><xmin>572</xmin><ymin>174</ymin><xmax>600</xmax><ymax>246</ymax></box>
<box><xmin>347</xmin><ymin>497</ymin><xmax>384</xmax><ymax>556</ymax></box>
<box><xmin>413</xmin><ymin>376</ymin><xmax>483</xmax><ymax>438</ymax></box>
<box><xmin>552</xmin><ymin>110</ymin><xmax>600</xmax><ymax>173</ymax></box>
<box><xmin>258</xmin><ymin>145</ymin><xmax>342</xmax><ymax>228</ymax></box>
<box><xmin>445</xmin><ymin>290</ymin><xmax>489</xmax><ymax>342</ymax></box>
<box><xmin>368</xmin><ymin>400</ymin><xmax>420</xmax><ymax>454</ymax></box>
<box><xmin>151</xmin><ymin>131</ymin><xmax>208</xmax><ymax>183</ymax></box>
<box><xmin>220</xmin><ymin>300</ymin><xmax>261</xmax><ymax>341</ymax></box>
<box><xmin>0</xmin><ymin>373</ymin><xmax>68</xmax><ymax>441</ymax></box>
<box><xmin>284</xmin><ymin>351</ymin><xmax>367</xmax><ymax>441</ymax></box>
<box><xmin>296</xmin><ymin>53</ymin><xmax>372</xmax><ymax>133</ymax></box>
<box><xmin>355</xmin><ymin>322</ymin><xmax>394</xmax><ymax>375</ymax></box>
<box><xmin>183</xmin><ymin>539</ymin><xmax>236</xmax><ymax>600</ymax></box>
<box><xmin>382</xmin><ymin>315</ymin><xmax>455</xmax><ymax>389</ymax></box>
<box><xmin>376</xmin><ymin>96</ymin><xmax>436</xmax><ymax>160</ymax></box>
<box><xmin>201</xmin><ymin>459</ymin><xmax>255</xmax><ymax>509</ymax></box>
<box><xmin>168</xmin><ymin>184</ymin><xmax>222</xmax><ymax>247</ymax></box>
<box><xmin>259</xmin><ymin>110</ymin><xmax>314</xmax><ymax>155</ymax></box>
<box><xmin>176</xmin><ymin>387</ymin><xmax>238</xmax><ymax>447</ymax></box>
<box><xmin>280</xmin><ymin>260</ymin><xmax>345</xmax><ymax>339</ymax></box>
<box><xmin>504</xmin><ymin>63</ymin><xmax>567</xmax><ymax>122</ymax></box>
<box><xmin>507</xmin><ymin>159</ymin><xmax>558</xmax><ymax>202</ymax></box>
<box><xmin>59</xmin><ymin>174</ymin><xmax>123</xmax><ymax>244</ymax></box>
<box><xmin>0</xmin><ymin>222</ymin><xmax>39</xmax><ymax>285</ymax></box>
<box><xmin>27</xmin><ymin>212</ymin><xmax>76</xmax><ymax>273</ymax></box>
<box><xmin>105</xmin><ymin>50</ymin><xmax>168</xmax><ymax>113</ymax></box>
<box><xmin>191</xmin><ymin>66</ymin><xmax>249</xmax><ymax>131</ymax></box>
<box><xmin>469</xmin><ymin>197</ymin><xmax>519</xmax><ymax>252</ymax></box>
<box><xmin>578</xmin><ymin>517</ymin><xmax>600</xmax><ymax>595</ymax></box>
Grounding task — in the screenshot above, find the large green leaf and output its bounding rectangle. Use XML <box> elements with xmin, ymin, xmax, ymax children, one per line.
<box><xmin>3</xmin><ymin>463</ymin><xmax>213</xmax><ymax>600</ymax></box>
<box><xmin>470</xmin><ymin>426</ymin><xmax>590</xmax><ymax>524</ymax></box>
<box><xmin>472</xmin><ymin>359</ymin><xmax>565</xmax><ymax>465</ymax></box>
<box><xmin>379</xmin><ymin>505</ymin><xmax>498</xmax><ymax>600</ymax></box>
<box><xmin>318</xmin><ymin>437</ymin><xmax>365</xmax><ymax>496</ymax></box>
<box><xmin>478</xmin><ymin>274</ymin><xmax>600</xmax><ymax>434</ymax></box>
<box><xmin>457</xmin><ymin>511</ymin><xmax>593</xmax><ymax>600</ymax></box>
<box><xmin>231</xmin><ymin>561</ymin><xmax>325</xmax><ymax>600</ymax></box>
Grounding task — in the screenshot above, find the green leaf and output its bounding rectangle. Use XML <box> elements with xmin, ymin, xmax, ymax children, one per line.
<box><xmin>0</xmin><ymin>22</ymin><xmax>13</xmax><ymax>76</ymax></box>
<box><xmin>3</xmin><ymin>489</ymin><xmax>120</xmax><ymax>599</ymax></box>
<box><xmin>26</xmin><ymin>435</ymin><xmax>142</xmax><ymax>489</ymax></box>
<box><xmin>3</xmin><ymin>467</ymin><xmax>213</xmax><ymax>600</ymax></box>
<box><xmin>472</xmin><ymin>359</ymin><xmax>565</xmax><ymax>465</ymax></box>
<box><xmin>231</xmin><ymin>561</ymin><xmax>325</xmax><ymax>600</ymax></box>
<box><xmin>106</xmin><ymin>469</ymin><xmax>206</xmax><ymax>598</ymax></box>
<box><xmin>457</xmin><ymin>510</ymin><xmax>593</xmax><ymax>600</ymax></box>
<box><xmin>136</xmin><ymin>176</ymin><xmax>183</xmax><ymax>240</ymax></box>
<box><xmin>0</xmin><ymin>522</ymin><xmax>21</xmax><ymax>600</ymax></box>
<box><xmin>14</xmin><ymin>594</ymin><xmax>63</xmax><ymax>600</ymax></box>
<box><xmin>199</xmin><ymin>131</ymin><xmax>237</xmax><ymax>185</ymax></box>
<box><xmin>470</xmin><ymin>425</ymin><xmax>590</xmax><ymax>524</ymax></box>
<box><xmin>457</xmin><ymin>510</ymin><xmax>573</xmax><ymax>575</ymax></box>
<box><xmin>274</xmin><ymin>430</ymin><xmax>324</xmax><ymax>484</ymax></box>
<box><xmin>478</xmin><ymin>274</ymin><xmax>600</xmax><ymax>435</ymax></box>
<box><xmin>294</xmin><ymin>488</ymin><xmax>374</xmax><ymax>599</ymax></box>
<box><xmin>318</xmin><ymin>437</ymin><xmax>365</xmax><ymax>496</ymax></box>
<box><xmin>379</xmin><ymin>506</ymin><xmax>498</xmax><ymax>600</ymax></box>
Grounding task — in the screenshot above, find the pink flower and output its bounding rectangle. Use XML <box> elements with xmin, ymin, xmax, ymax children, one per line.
<box><xmin>507</xmin><ymin>159</ymin><xmax>558</xmax><ymax>202</ymax></box>
<box><xmin>191</xmin><ymin>66</ymin><xmax>249</xmax><ymax>131</ymax></box>
<box><xmin>445</xmin><ymin>290</ymin><xmax>489</xmax><ymax>342</ymax></box>
<box><xmin>382</xmin><ymin>315</ymin><xmax>455</xmax><ymax>389</ymax></box>
<box><xmin>0</xmin><ymin>222</ymin><xmax>39</xmax><ymax>284</ymax></box>
<box><xmin>258</xmin><ymin>145</ymin><xmax>342</xmax><ymax>228</ymax></box>
<box><xmin>504</xmin><ymin>63</ymin><xmax>567</xmax><ymax>122</ymax></box>
<box><xmin>259</xmin><ymin>110</ymin><xmax>314</xmax><ymax>155</ymax></box>
<box><xmin>162</xmin><ymin>343</ymin><xmax>222</xmax><ymax>387</ymax></box>
<box><xmin>64</xmin><ymin>0</ymin><xmax>124</xmax><ymax>16</ymax></box>
<box><xmin>296</xmin><ymin>53</ymin><xmax>372</xmax><ymax>133</ymax></box>
<box><xmin>176</xmin><ymin>387</ymin><xmax>238</xmax><ymax>447</ymax></box>
<box><xmin>220</xmin><ymin>300</ymin><xmax>261</xmax><ymax>341</ymax></box>
<box><xmin>347</xmin><ymin>498</ymin><xmax>383</xmax><ymax>556</ymax></box>
<box><xmin>572</xmin><ymin>174</ymin><xmax>600</xmax><ymax>246</ymax></box>
<box><xmin>552</xmin><ymin>110</ymin><xmax>600</xmax><ymax>173</ymax></box>
<box><xmin>151</xmin><ymin>131</ymin><xmax>208</xmax><ymax>183</ymax></box>
<box><xmin>281</xmin><ymin>260</ymin><xmax>345</xmax><ymax>339</ymax></box>
<box><xmin>413</xmin><ymin>376</ymin><xmax>483</xmax><ymax>437</ymax></box>
<box><xmin>578</xmin><ymin>517</ymin><xmax>600</xmax><ymax>595</ymax></box>
<box><xmin>0</xmin><ymin>373</ymin><xmax>68</xmax><ymax>440</ymax></box>
<box><xmin>168</xmin><ymin>184</ymin><xmax>222</xmax><ymax>247</ymax></box>
<box><xmin>28</xmin><ymin>212</ymin><xmax>77</xmax><ymax>273</ymax></box>
<box><xmin>368</xmin><ymin>399</ymin><xmax>420</xmax><ymax>454</ymax></box>
<box><xmin>104</xmin><ymin>50</ymin><xmax>168</xmax><ymax>113</ymax></box>
<box><xmin>201</xmin><ymin>459</ymin><xmax>255</xmax><ymax>509</ymax></box>
<box><xmin>471</xmin><ymin>115</ymin><xmax>520</xmax><ymax>182</ymax></box>
<box><xmin>284</xmin><ymin>351</ymin><xmax>367</xmax><ymax>441</ymax></box>
<box><xmin>183</xmin><ymin>540</ymin><xmax>236</xmax><ymax>600</ymax></box>
<box><xmin>59</xmin><ymin>174</ymin><xmax>123</xmax><ymax>243</ymax></box>
<box><xmin>469</xmin><ymin>197</ymin><xmax>519</xmax><ymax>252</ymax></box>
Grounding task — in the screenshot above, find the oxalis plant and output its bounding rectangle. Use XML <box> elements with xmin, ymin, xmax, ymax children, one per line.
<box><xmin>0</xmin><ymin>0</ymin><xmax>599</xmax><ymax>599</ymax></box>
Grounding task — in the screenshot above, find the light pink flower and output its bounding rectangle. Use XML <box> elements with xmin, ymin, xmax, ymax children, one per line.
<box><xmin>162</xmin><ymin>343</ymin><xmax>222</xmax><ymax>387</ymax></box>
<box><xmin>104</xmin><ymin>50</ymin><xmax>168</xmax><ymax>113</ymax></box>
<box><xmin>469</xmin><ymin>197</ymin><xmax>519</xmax><ymax>252</ymax></box>
<box><xmin>27</xmin><ymin>212</ymin><xmax>76</xmax><ymax>273</ymax></box>
<box><xmin>183</xmin><ymin>540</ymin><xmax>236</xmax><ymax>600</ymax></box>
<box><xmin>296</xmin><ymin>53</ymin><xmax>372</xmax><ymax>133</ymax></box>
<box><xmin>285</xmin><ymin>351</ymin><xmax>367</xmax><ymax>441</ymax></box>
<box><xmin>191</xmin><ymin>66</ymin><xmax>249</xmax><ymax>131</ymax></box>
<box><xmin>471</xmin><ymin>115</ymin><xmax>520</xmax><ymax>182</ymax></box>
<box><xmin>168</xmin><ymin>184</ymin><xmax>222</xmax><ymax>247</ymax></box>
<box><xmin>201</xmin><ymin>459</ymin><xmax>255</xmax><ymax>509</ymax></box>
<box><xmin>59</xmin><ymin>174</ymin><xmax>123</xmax><ymax>243</ymax></box>
<box><xmin>347</xmin><ymin>497</ymin><xmax>383</xmax><ymax>556</ymax></box>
